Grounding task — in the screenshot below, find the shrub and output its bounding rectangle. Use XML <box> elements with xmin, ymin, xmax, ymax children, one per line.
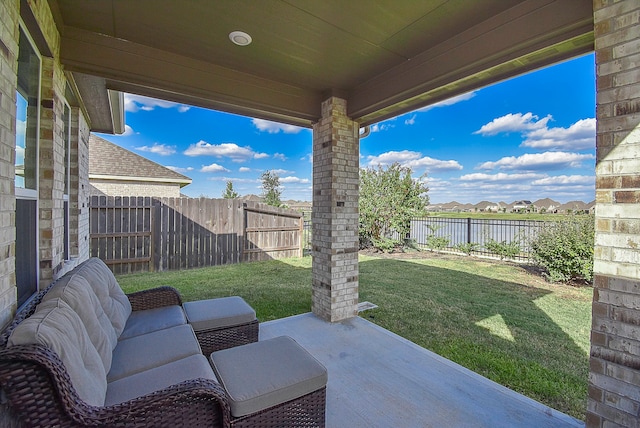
<box><xmin>485</xmin><ymin>239</ymin><xmax>521</xmax><ymax>260</ymax></box>
<box><xmin>455</xmin><ymin>242</ymin><xmax>478</xmax><ymax>255</ymax></box>
<box><xmin>425</xmin><ymin>224</ymin><xmax>449</xmax><ymax>251</ymax></box>
<box><xmin>426</xmin><ymin>235</ymin><xmax>450</xmax><ymax>251</ymax></box>
<box><xmin>359</xmin><ymin>163</ymin><xmax>429</xmax><ymax>251</ymax></box>
<box><xmin>529</xmin><ymin>215</ymin><xmax>594</xmax><ymax>283</ymax></box>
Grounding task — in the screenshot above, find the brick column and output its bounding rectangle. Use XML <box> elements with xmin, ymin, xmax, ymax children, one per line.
<box><xmin>588</xmin><ymin>1</ymin><xmax>640</xmax><ymax>427</ymax></box>
<box><xmin>311</xmin><ymin>97</ymin><xmax>359</xmax><ymax>322</ymax></box>
<box><xmin>0</xmin><ymin>0</ymin><xmax>19</xmax><ymax>328</ymax></box>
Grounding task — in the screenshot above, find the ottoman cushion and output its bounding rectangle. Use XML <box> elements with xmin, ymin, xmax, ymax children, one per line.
<box><xmin>184</xmin><ymin>297</ymin><xmax>256</xmax><ymax>331</ymax></box>
<box><xmin>210</xmin><ymin>336</ymin><xmax>327</xmax><ymax>417</ymax></box>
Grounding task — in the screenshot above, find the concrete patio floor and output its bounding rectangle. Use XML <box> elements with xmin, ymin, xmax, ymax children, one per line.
<box><xmin>260</xmin><ymin>313</ymin><xmax>584</xmax><ymax>428</ymax></box>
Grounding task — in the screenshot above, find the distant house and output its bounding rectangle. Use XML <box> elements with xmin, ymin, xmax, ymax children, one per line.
<box><xmin>89</xmin><ymin>135</ymin><xmax>192</xmax><ymax>197</ymax></box>
<box><xmin>511</xmin><ymin>200</ymin><xmax>533</xmax><ymax>212</ymax></box>
<box><xmin>557</xmin><ymin>200</ymin><xmax>589</xmax><ymax>213</ymax></box>
<box><xmin>533</xmin><ymin>198</ymin><xmax>561</xmax><ymax>213</ymax></box>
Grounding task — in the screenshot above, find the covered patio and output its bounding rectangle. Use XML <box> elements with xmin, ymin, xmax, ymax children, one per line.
<box><xmin>1</xmin><ymin>0</ymin><xmax>639</xmax><ymax>426</ymax></box>
<box><xmin>261</xmin><ymin>313</ymin><xmax>582</xmax><ymax>427</ymax></box>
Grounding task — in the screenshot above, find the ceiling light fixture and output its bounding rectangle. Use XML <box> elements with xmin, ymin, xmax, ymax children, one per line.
<box><xmin>229</xmin><ymin>31</ymin><xmax>252</xmax><ymax>46</ymax></box>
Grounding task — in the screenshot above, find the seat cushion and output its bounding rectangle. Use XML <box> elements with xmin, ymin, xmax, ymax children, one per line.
<box><xmin>183</xmin><ymin>297</ymin><xmax>256</xmax><ymax>331</ymax></box>
<box><xmin>108</xmin><ymin>324</ymin><xmax>202</xmax><ymax>382</ymax></box>
<box><xmin>74</xmin><ymin>258</ymin><xmax>132</xmax><ymax>337</ymax></box>
<box><xmin>7</xmin><ymin>299</ymin><xmax>107</xmax><ymax>407</ymax></box>
<box><xmin>105</xmin><ymin>354</ymin><xmax>218</xmax><ymax>406</ymax></box>
<box><xmin>41</xmin><ymin>272</ymin><xmax>118</xmax><ymax>371</ymax></box>
<box><xmin>119</xmin><ymin>305</ymin><xmax>187</xmax><ymax>340</ymax></box>
<box><xmin>210</xmin><ymin>336</ymin><xmax>327</xmax><ymax>417</ymax></box>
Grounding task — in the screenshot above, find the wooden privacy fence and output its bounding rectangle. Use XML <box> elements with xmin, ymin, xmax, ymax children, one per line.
<box><xmin>90</xmin><ymin>196</ymin><xmax>303</xmax><ymax>274</ymax></box>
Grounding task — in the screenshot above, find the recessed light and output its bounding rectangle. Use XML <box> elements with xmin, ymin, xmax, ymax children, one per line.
<box><xmin>229</xmin><ymin>31</ymin><xmax>252</xmax><ymax>46</ymax></box>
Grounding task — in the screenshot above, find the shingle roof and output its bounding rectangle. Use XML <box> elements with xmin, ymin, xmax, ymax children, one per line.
<box><xmin>89</xmin><ymin>134</ymin><xmax>191</xmax><ymax>186</ymax></box>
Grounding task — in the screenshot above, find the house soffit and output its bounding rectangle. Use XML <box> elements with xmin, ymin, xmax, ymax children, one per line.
<box><xmin>51</xmin><ymin>0</ymin><xmax>594</xmax><ymax>129</ymax></box>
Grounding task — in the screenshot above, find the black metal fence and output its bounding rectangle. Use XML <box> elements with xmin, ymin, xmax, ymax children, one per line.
<box><xmin>302</xmin><ymin>216</ymin><xmax>548</xmax><ymax>261</ymax></box>
<box><xmin>404</xmin><ymin>217</ymin><xmax>546</xmax><ymax>261</ymax></box>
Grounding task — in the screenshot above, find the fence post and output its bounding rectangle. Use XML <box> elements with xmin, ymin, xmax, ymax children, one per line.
<box><xmin>299</xmin><ymin>215</ymin><xmax>304</xmax><ymax>257</ymax></box>
<box><xmin>467</xmin><ymin>217</ymin><xmax>472</xmax><ymax>244</ymax></box>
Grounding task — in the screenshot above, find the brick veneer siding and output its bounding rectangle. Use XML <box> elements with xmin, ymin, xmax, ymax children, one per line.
<box><xmin>0</xmin><ymin>0</ymin><xmax>18</xmax><ymax>329</ymax></box>
<box><xmin>90</xmin><ymin>180</ymin><xmax>183</xmax><ymax>198</ymax></box>
<box><xmin>76</xmin><ymin>113</ymin><xmax>91</xmax><ymax>262</ymax></box>
<box><xmin>589</xmin><ymin>1</ymin><xmax>640</xmax><ymax>427</ymax></box>
<box><xmin>0</xmin><ymin>0</ymin><xmax>93</xmax><ymax>327</ymax></box>
<box><xmin>311</xmin><ymin>97</ymin><xmax>359</xmax><ymax>322</ymax></box>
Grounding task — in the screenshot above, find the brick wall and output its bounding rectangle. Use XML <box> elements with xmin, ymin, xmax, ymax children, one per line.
<box><xmin>89</xmin><ymin>180</ymin><xmax>183</xmax><ymax>198</ymax></box>
<box><xmin>311</xmin><ymin>97</ymin><xmax>359</xmax><ymax>322</ymax></box>
<box><xmin>76</xmin><ymin>111</ymin><xmax>91</xmax><ymax>262</ymax></box>
<box><xmin>589</xmin><ymin>1</ymin><xmax>640</xmax><ymax>426</ymax></box>
<box><xmin>0</xmin><ymin>0</ymin><xmax>18</xmax><ymax>329</ymax></box>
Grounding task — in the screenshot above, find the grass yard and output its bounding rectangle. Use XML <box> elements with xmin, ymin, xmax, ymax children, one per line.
<box><xmin>116</xmin><ymin>252</ymin><xmax>592</xmax><ymax>420</ymax></box>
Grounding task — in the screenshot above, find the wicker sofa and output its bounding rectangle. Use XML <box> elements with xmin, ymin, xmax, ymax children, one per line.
<box><xmin>0</xmin><ymin>258</ymin><xmax>326</xmax><ymax>427</ymax></box>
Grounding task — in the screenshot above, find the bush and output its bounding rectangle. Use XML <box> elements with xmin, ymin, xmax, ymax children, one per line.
<box><xmin>455</xmin><ymin>242</ymin><xmax>478</xmax><ymax>255</ymax></box>
<box><xmin>485</xmin><ymin>239</ymin><xmax>521</xmax><ymax>260</ymax></box>
<box><xmin>359</xmin><ymin>163</ymin><xmax>429</xmax><ymax>251</ymax></box>
<box><xmin>426</xmin><ymin>235</ymin><xmax>450</xmax><ymax>251</ymax></box>
<box><xmin>529</xmin><ymin>215</ymin><xmax>594</xmax><ymax>283</ymax></box>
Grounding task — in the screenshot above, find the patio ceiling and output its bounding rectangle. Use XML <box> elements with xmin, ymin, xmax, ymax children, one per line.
<box><xmin>50</xmin><ymin>0</ymin><xmax>593</xmax><ymax>129</ymax></box>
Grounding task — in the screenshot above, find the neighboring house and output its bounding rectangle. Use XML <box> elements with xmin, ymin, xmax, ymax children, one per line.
<box><xmin>89</xmin><ymin>135</ymin><xmax>191</xmax><ymax>197</ymax></box>
<box><xmin>533</xmin><ymin>198</ymin><xmax>561</xmax><ymax>213</ymax></box>
<box><xmin>557</xmin><ymin>200</ymin><xmax>589</xmax><ymax>213</ymax></box>
<box><xmin>511</xmin><ymin>200</ymin><xmax>533</xmax><ymax>212</ymax></box>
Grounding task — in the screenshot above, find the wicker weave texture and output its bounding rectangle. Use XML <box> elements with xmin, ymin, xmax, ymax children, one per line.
<box><xmin>196</xmin><ymin>320</ymin><xmax>259</xmax><ymax>355</ymax></box>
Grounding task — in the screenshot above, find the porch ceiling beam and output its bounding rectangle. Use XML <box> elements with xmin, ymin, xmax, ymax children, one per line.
<box><xmin>59</xmin><ymin>26</ymin><xmax>322</xmax><ymax>128</ymax></box>
<box><xmin>348</xmin><ymin>0</ymin><xmax>594</xmax><ymax>126</ymax></box>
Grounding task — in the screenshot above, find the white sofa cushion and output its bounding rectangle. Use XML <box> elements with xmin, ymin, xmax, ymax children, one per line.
<box><xmin>74</xmin><ymin>258</ymin><xmax>131</xmax><ymax>336</ymax></box>
<box><xmin>119</xmin><ymin>305</ymin><xmax>187</xmax><ymax>340</ymax></box>
<box><xmin>7</xmin><ymin>299</ymin><xmax>107</xmax><ymax>407</ymax></box>
<box><xmin>105</xmin><ymin>354</ymin><xmax>218</xmax><ymax>406</ymax></box>
<box><xmin>41</xmin><ymin>272</ymin><xmax>117</xmax><ymax>371</ymax></box>
<box><xmin>108</xmin><ymin>324</ymin><xmax>202</xmax><ymax>382</ymax></box>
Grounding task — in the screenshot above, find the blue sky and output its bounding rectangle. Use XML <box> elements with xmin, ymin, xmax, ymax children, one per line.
<box><xmin>98</xmin><ymin>53</ymin><xmax>596</xmax><ymax>205</ymax></box>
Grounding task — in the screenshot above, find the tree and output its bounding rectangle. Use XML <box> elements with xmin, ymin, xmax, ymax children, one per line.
<box><xmin>261</xmin><ymin>170</ymin><xmax>282</xmax><ymax>207</ymax></box>
<box><xmin>359</xmin><ymin>162</ymin><xmax>429</xmax><ymax>251</ymax></box>
<box><xmin>221</xmin><ymin>180</ymin><xmax>239</xmax><ymax>199</ymax></box>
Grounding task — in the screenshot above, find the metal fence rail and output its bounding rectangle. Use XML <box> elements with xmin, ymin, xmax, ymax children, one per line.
<box><xmin>406</xmin><ymin>217</ymin><xmax>546</xmax><ymax>261</ymax></box>
<box><xmin>301</xmin><ymin>216</ymin><xmax>548</xmax><ymax>261</ymax></box>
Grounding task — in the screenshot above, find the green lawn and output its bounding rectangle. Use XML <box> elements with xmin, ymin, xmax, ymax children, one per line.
<box><xmin>116</xmin><ymin>253</ymin><xmax>592</xmax><ymax>420</ymax></box>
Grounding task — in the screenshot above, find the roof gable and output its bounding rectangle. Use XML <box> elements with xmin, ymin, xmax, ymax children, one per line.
<box><xmin>88</xmin><ymin>135</ymin><xmax>192</xmax><ymax>186</ymax></box>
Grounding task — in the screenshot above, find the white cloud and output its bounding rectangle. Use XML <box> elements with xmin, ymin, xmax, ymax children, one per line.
<box><xmin>273</xmin><ymin>153</ymin><xmax>287</xmax><ymax>161</ymax></box>
<box><xmin>271</xmin><ymin>168</ymin><xmax>293</xmax><ymax>175</ymax></box>
<box><xmin>416</xmin><ymin>91</ymin><xmax>477</xmax><ymax>112</ymax></box>
<box><xmin>477</xmin><ymin>151</ymin><xmax>595</xmax><ymax>171</ymax></box>
<box><xmin>280</xmin><ymin>176</ymin><xmax>310</xmax><ymax>184</ymax></box>
<box><xmin>239</xmin><ymin>167</ymin><xmax>252</xmax><ymax>173</ymax></box>
<box><xmin>370</xmin><ymin>122</ymin><xmax>395</xmax><ymax>133</ymax></box>
<box><xmin>530</xmin><ymin>175</ymin><xmax>595</xmax><ymax>186</ymax></box>
<box><xmin>124</xmin><ymin>94</ymin><xmax>190</xmax><ymax>113</ymax></box>
<box><xmin>475</xmin><ymin>112</ymin><xmax>551</xmax><ymax>136</ymax></box>
<box><xmin>404</xmin><ymin>114</ymin><xmax>417</xmax><ymax>125</ymax></box>
<box><xmin>166</xmin><ymin>166</ymin><xmax>194</xmax><ymax>174</ymax></box>
<box><xmin>366</xmin><ymin>150</ymin><xmax>462</xmax><ymax>172</ymax></box>
<box><xmin>136</xmin><ymin>143</ymin><xmax>176</xmax><ymax>156</ymax></box>
<box><xmin>122</xmin><ymin>125</ymin><xmax>135</xmax><ymax>136</ymax></box>
<box><xmin>200</xmin><ymin>163</ymin><xmax>230</xmax><ymax>173</ymax></box>
<box><xmin>521</xmin><ymin>118</ymin><xmax>595</xmax><ymax>150</ymax></box>
<box><xmin>459</xmin><ymin>172</ymin><xmax>545</xmax><ymax>182</ymax></box>
<box><xmin>252</xmin><ymin>118</ymin><xmax>304</xmax><ymax>134</ymax></box>
<box><xmin>184</xmin><ymin>141</ymin><xmax>267</xmax><ymax>162</ymax></box>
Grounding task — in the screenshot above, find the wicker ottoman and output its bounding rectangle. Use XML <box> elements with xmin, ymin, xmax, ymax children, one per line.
<box><xmin>183</xmin><ymin>297</ymin><xmax>258</xmax><ymax>355</ymax></box>
<box><xmin>210</xmin><ymin>336</ymin><xmax>327</xmax><ymax>427</ymax></box>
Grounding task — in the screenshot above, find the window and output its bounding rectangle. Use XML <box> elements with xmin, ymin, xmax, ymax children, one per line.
<box><xmin>15</xmin><ymin>24</ymin><xmax>41</xmax><ymax>307</ymax></box>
